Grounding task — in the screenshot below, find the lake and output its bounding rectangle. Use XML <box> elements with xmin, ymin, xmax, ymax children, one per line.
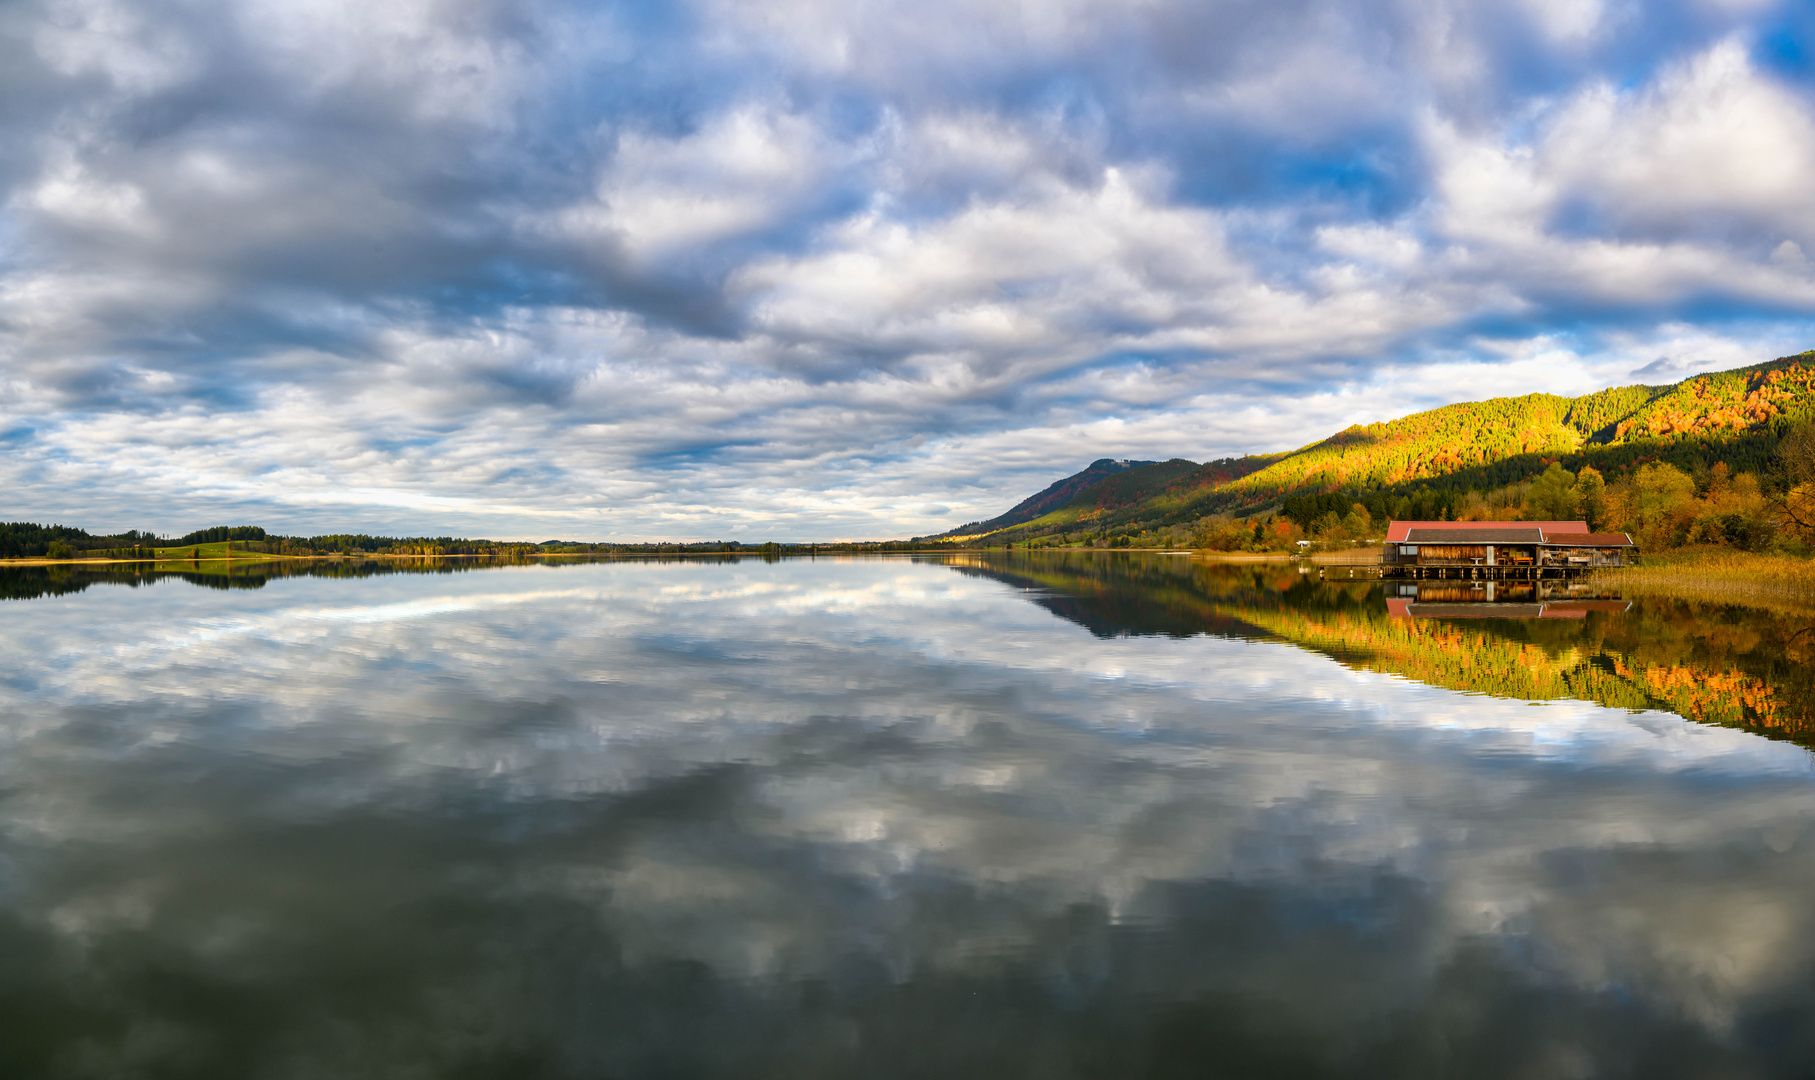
<box><xmin>2</xmin><ymin>552</ymin><xmax>1813</xmax><ymax>1078</ymax></box>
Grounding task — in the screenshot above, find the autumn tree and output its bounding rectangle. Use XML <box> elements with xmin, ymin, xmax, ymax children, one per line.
<box><xmin>1770</xmin><ymin>421</ymin><xmax>1815</xmax><ymax>542</ymax></box>
<box><xmin>1575</xmin><ymin>466</ymin><xmax>1608</xmax><ymax>530</ymax></box>
<box><xmin>1524</xmin><ymin>463</ymin><xmax>1580</xmax><ymax>521</ymax></box>
<box><xmin>1611</xmin><ymin>462</ymin><xmax>1697</xmax><ymax>549</ymax></box>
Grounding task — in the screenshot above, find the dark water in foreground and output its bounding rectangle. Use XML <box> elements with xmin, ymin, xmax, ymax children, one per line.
<box><xmin>2</xmin><ymin>553</ymin><xmax>1814</xmax><ymax>1078</ymax></box>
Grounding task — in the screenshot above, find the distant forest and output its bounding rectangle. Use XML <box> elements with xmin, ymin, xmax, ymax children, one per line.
<box><xmin>0</xmin><ymin>520</ymin><xmax>907</xmax><ymax>560</ymax></box>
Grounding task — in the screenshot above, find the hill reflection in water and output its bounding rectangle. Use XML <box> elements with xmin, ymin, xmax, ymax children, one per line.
<box><xmin>946</xmin><ymin>551</ymin><xmax>1815</xmax><ymax>748</ymax></box>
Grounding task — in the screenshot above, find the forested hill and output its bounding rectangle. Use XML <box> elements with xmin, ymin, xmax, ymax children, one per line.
<box><xmin>1219</xmin><ymin>355</ymin><xmax>1815</xmax><ymax>499</ymax></box>
<box><xmin>933</xmin><ymin>453</ymin><xmax>1283</xmax><ymax>538</ymax></box>
<box><xmin>930</xmin><ymin>351</ymin><xmax>1815</xmax><ymax>543</ymax></box>
<box><xmin>932</xmin><ymin>458</ymin><xmax>1155</xmax><ymax>537</ymax></box>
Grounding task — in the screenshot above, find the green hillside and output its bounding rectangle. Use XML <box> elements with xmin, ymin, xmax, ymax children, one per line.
<box><xmin>1063</xmin><ymin>458</ymin><xmax>1204</xmax><ymax>510</ymax></box>
<box><xmin>994</xmin><ymin>459</ymin><xmax>1211</xmax><ymax>537</ymax></box>
<box><xmin>1221</xmin><ymin>392</ymin><xmax>1588</xmax><ymax>496</ymax></box>
<box><xmin>940</xmin><ymin>351</ymin><xmax>1815</xmax><ymax>544</ymax></box>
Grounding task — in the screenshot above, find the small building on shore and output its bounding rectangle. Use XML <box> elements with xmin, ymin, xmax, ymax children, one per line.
<box><xmin>1381</xmin><ymin>520</ymin><xmax>1635</xmax><ymax>578</ymax></box>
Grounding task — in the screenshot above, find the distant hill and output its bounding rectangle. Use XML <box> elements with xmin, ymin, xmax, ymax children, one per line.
<box><xmin>936</xmin><ymin>351</ymin><xmax>1815</xmax><ymax>542</ymax></box>
<box><xmin>927</xmin><ymin>453</ymin><xmax>1283</xmax><ymax>539</ymax></box>
<box><xmin>930</xmin><ymin>458</ymin><xmax>1156</xmax><ymax>538</ymax></box>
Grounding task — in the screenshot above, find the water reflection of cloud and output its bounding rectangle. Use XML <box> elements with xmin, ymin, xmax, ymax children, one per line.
<box><xmin>0</xmin><ymin>560</ymin><xmax>1812</xmax><ymax>1074</ymax></box>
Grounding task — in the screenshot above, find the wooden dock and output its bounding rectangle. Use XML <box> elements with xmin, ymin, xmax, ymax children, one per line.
<box><xmin>1381</xmin><ymin>564</ymin><xmax>1603</xmax><ymax>581</ymax></box>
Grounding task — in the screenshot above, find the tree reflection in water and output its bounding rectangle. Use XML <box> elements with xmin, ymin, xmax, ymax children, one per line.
<box><xmin>949</xmin><ymin>551</ymin><xmax>1815</xmax><ymax>747</ymax></box>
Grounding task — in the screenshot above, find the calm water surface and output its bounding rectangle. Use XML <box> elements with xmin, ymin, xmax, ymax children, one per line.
<box><xmin>3</xmin><ymin>553</ymin><xmax>1814</xmax><ymax>1078</ymax></box>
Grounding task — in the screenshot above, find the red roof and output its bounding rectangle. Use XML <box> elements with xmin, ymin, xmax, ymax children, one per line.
<box><xmin>1391</xmin><ymin>600</ymin><xmax>1634</xmax><ymax>620</ymax></box>
<box><xmin>1548</xmin><ymin>533</ymin><xmax>1634</xmax><ymax>547</ymax></box>
<box><xmin>1542</xmin><ymin>601</ymin><xmax>1634</xmax><ymax>615</ymax></box>
<box><xmin>1402</xmin><ymin>527</ymin><xmax>1545</xmax><ymax>544</ymax></box>
<box><xmin>1384</xmin><ymin>520</ymin><xmax>1587</xmax><ymax>542</ymax></box>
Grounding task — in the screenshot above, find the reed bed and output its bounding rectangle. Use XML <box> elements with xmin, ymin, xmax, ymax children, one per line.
<box><xmin>1309</xmin><ymin>547</ymin><xmax>1384</xmax><ymax>565</ymax></box>
<box><xmin>1192</xmin><ymin>551</ymin><xmax>1292</xmax><ymax>562</ymax></box>
<box><xmin>1594</xmin><ymin>550</ymin><xmax>1815</xmax><ymax>613</ymax></box>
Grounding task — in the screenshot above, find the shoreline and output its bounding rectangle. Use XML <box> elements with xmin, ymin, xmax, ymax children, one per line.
<box><xmin>0</xmin><ymin>552</ymin><xmax>494</xmax><ymax>568</ymax></box>
<box><xmin>1591</xmin><ymin>550</ymin><xmax>1815</xmax><ymax>612</ymax></box>
<box><xmin>1</xmin><ymin>548</ymin><xmax>1336</xmax><ymax>567</ymax></box>
<box><xmin>1189</xmin><ymin>551</ymin><xmax>1291</xmax><ymax>562</ymax></box>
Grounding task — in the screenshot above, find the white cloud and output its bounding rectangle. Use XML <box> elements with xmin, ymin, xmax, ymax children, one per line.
<box><xmin>0</xmin><ymin>0</ymin><xmax>1813</xmax><ymax>539</ymax></box>
<box><xmin>552</xmin><ymin>106</ymin><xmax>845</xmax><ymax>260</ymax></box>
<box><xmin>32</xmin><ymin>0</ymin><xmax>197</xmax><ymax>93</ymax></box>
<box><xmin>1521</xmin><ymin>0</ymin><xmax>1608</xmax><ymax>44</ymax></box>
<box><xmin>1542</xmin><ymin>37</ymin><xmax>1815</xmax><ymax>238</ymax></box>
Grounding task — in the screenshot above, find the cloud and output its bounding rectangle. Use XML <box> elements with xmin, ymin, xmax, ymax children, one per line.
<box><xmin>0</xmin><ymin>0</ymin><xmax>1813</xmax><ymax>538</ymax></box>
<box><xmin>1629</xmin><ymin>353</ymin><xmax>1725</xmax><ymax>381</ymax></box>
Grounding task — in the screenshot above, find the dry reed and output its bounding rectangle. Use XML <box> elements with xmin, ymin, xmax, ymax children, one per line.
<box><xmin>1309</xmin><ymin>546</ymin><xmax>1384</xmax><ymax>565</ymax></box>
<box><xmin>1594</xmin><ymin>549</ymin><xmax>1815</xmax><ymax>613</ymax></box>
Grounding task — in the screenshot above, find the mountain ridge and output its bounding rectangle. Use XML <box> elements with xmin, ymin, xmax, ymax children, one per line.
<box><xmin>933</xmin><ymin>351</ymin><xmax>1815</xmax><ymax>543</ymax></box>
<box><xmin>931</xmin><ymin>458</ymin><xmax>1156</xmax><ymax>538</ymax></box>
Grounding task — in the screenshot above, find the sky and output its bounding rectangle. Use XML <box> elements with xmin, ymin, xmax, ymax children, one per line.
<box><xmin>2</xmin><ymin>0</ymin><xmax>1814</xmax><ymax>541</ymax></box>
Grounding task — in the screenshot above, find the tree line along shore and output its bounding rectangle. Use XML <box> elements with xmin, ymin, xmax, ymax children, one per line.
<box><xmin>0</xmin><ymin>523</ymin><xmax>989</xmax><ymax>564</ymax></box>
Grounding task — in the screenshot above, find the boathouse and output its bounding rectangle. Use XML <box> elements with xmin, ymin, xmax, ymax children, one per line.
<box><xmin>1380</xmin><ymin>520</ymin><xmax>1635</xmax><ymax>579</ymax></box>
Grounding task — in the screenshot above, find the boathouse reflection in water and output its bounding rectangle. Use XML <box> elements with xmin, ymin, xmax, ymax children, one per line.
<box><xmin>1383</xmin><ymin>579</ymin><xmax>1633</xmax><ymax>619</ymax></box>
<box><xmin>947</xmin><ymin>551</ymin><xmax>1814</xmax><ymax>748</ymax></box>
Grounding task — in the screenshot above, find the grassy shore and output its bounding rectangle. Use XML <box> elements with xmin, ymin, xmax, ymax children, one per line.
<box><xmin>1309</xmin><ymin>546</ymin><xmax>1383</xmax><ymax>565</ymax></box>
<box><xmin>1185</xmin><ymin>547</ymin><xmax>1381</xmax><ymax>564</ymax></box>
<box><xmin>1191</xmin><ymin>551</ymin><xmax>1292</xmax><ymax>562</ymax></box>
<box><xmin>0</xmin><ymin>541</ymin><xmax>295</xmax><ymax>567</ymax></box>
<box><xmin>1593</xmin><ymin>549</ymin><xmax>1815</xmax><ymax>612</ymax></box>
